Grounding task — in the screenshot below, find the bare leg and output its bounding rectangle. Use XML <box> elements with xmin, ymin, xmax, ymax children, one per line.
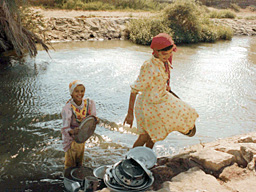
<box><xmin>133</xmin><ymin>133</ymin><xmax>150</xmax><ymax>148</ymax></box>
<box><xmin>145</xmin><ymin>137</ymin><xmax>155</xmax><ymax>149</ymax></box>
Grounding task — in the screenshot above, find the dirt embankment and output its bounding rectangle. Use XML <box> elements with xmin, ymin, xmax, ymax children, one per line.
<box><xmin>32</xmin><ymin>7</ymin><xmax>256</xmax><ymax>43</ymax></box>
<box><xmin>33</xmin><ymin>7</ymin><xmax>256</xmax><ymax>19</ymax></box>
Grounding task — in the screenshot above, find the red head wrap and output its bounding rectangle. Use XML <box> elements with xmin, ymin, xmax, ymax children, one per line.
<box><xmin>150</xmin><ymin>33</ymin><xmax>177</xmax><ymax>64</ymax></box>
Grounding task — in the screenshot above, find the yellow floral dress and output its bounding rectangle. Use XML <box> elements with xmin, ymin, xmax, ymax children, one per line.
<box><xmin>131</xmin><ymin>56</ymin><xmax>199</xmax><ymax>142</ymax></box>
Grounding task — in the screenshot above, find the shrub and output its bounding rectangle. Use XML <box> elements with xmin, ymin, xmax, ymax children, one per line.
<box><xmin>163</xmin><ymin>0</ymin><xmax>207</xmax><ymax>43</ymax></box>
<box><xmin>27</xmin><ymin>0</ymin><xmax>59</xmax><ymax>7</ymax></box>
<box><xmin>127</xmin><ymin>0</ymin><xmax>234</xmax><ymax>45</ymax></box>
<box><xmin>62</xmin><ymin>0</ymin><xmax>76</xmax><ymax>9</ymax></box>
<box><xmin>200</xmin><ymin>24</ymin><xmax>218</xmax><ymax>42</ymax></box>
<box><xmin>230</xmin><ymin>3</ymin><xmax>241</xmax><ymax>12</ymax></box>
<box><xmin>221</xmin><ymin>10</ymin><xmax>236</xmax><ymax>18</ymax></box>
<box><xmin>127</xmin><ymin>17</ymin><xmax>172</xmax><ymax>45</ymax></box>
<box><xmin>209</xmin><ymin>9</ymin><xmax>236</xmax><ymax>19</ymax></box>
<box><xmin>113</xmin><ymin>0</ymin><xmax>163</xmax><ymax>11</ymax></box>
<box><xmin>247</xmin><ymin>5</ymin><xmax>256</xmax><ymax>12</ymax></box>
<box><xmin>81</xmin><ymin>1</ymin><xmax>114</xmax><ymax>10</ymax></box>
<box><xmin>245</xmin><ymin>16</ymin><xmax>256</xmax><ymax>20</ymax></box>
<box><xmin>216</xmin><ymin>25</ymin><xmax>233</xmax><ymax>40</ymax></box>
<box><xmin>29</xmin><ymin>0</ymin><xmax>165</xmax><ymax>11</ymax></box>
<box><xmin>162</xmin><ymin>0</ymin><xmax>234</xmax><ymax>43</ymax></box>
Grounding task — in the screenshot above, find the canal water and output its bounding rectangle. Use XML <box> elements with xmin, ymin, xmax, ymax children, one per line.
<box><xmin>0</xmin><ymin>36</ymin><xmax>255</xmax><ymax>191</ymax></box>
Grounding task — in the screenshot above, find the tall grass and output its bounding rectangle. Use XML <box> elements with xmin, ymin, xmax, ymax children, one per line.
<box><xmin>28</xmin><ymin>0</ymin><xmax>165</xmax><ymax>11</ymax></box>
<box><xmin>209</xmin><ymin>9</ymin><xmax>236</xmax><ymax>19</ymax></box>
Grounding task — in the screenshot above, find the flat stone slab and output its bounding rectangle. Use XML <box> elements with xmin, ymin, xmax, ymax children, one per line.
<box><xmin>155</xmin><ymin>167</ymin><xmax>231</xmax><ymax>192</ymax></box>
<box><xmin>190</xmin><ymin>148</ymin><xmax>234</xmax><ymax>172</ymax></box>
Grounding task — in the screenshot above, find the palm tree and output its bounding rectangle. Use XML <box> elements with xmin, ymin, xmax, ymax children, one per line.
<box><xmin>0</xmin><ymin>0</ymin><xmax>49</xmax><ymax>57</ymax></box>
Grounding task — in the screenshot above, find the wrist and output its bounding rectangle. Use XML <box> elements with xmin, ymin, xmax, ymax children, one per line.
<box><xmin>128</xmin><ymin>108</ymin><xmax>133</xmax><ymax>114</ymax></box>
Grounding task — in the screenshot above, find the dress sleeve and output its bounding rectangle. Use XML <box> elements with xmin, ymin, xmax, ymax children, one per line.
<box><xmin>61</xmin><ymin>103</ymin><xmax>73</xmax><ymax>142</ymax></box>
<box><xmin>130</xmin><ymin>61</ymin><xmax>154</xmax><ymax>93</ymax></box>
<box><xmin>89</xmin><ymin>99</ymin><xmax>96</xmax><ymax>116</ymax></box>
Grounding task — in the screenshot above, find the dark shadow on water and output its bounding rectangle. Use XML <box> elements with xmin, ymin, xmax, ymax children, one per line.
<box><xmin>0</xmin><ymin>180</ymin><xmax>65</xmax><ymax>192</ymax></box>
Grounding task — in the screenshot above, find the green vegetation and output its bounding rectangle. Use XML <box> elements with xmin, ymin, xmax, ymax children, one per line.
<box><xmin>209</xmin><ymin>9</ymin><xmax>236</xmax><ymax>19</ymax></box>
<box><xmin>28</xmin><ymin>0</ymin><xmax>166</xmax><ymax>11</ymax></box>
<box><xmin>245</xmin><ymin>16</ymin><xmax>256</xmax><ymax>20</ymax></box>
<box><xmin>1</xmin><ymin>0</ymin><xmax>239</xmax><ymax>55</ymax></box>
<box><xmin>248</xmin><ymin>5</ymin><xmax>256</xmax><ymax>12</ymax></box>
<box><xmin>127</xmin><ymin>0</ymin><xmax>233</xmax><ymax>45</ymax></box>
<box><xmin>230</xmin><ymin>3</ymin><xmax>241</xmax><ymax>12</ymax></box>
<box><xmin>127</xmin><ymin>17</ymin><xmax>173</xmax><ymax>45</ymax></box>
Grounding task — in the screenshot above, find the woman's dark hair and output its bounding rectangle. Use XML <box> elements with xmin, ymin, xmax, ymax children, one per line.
<box><xmin>159</xmin><ymin>45</ymin><xmax>173</xmax><ymax>52</ymax></box>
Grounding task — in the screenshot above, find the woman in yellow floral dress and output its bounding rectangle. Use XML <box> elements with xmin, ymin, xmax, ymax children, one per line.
<box><xmin>123</xmin><ymin>33</ymin><xmax>199</xmax><ymax>149</ymax></box>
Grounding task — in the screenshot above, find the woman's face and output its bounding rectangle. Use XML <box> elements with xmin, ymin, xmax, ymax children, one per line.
<box><xmin>71</xmin><ymin>85</ymin><xmax>85</xmax><ymax>105</ymax></box>
<box><xmin>157</xmin><ymin>47</ymin><xmax>174</xmax><ymax>62</ymax></box>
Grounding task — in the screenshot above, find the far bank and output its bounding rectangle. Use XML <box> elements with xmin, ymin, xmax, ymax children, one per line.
<box><xmin>32</xmin><ymin>8</ymin><xmax>256</xmax><ymax>43</ymax></box>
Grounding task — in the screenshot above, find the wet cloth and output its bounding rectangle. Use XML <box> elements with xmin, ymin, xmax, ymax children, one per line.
<box><xmin>61</xmin><ymin>98</ymin><xmax>96</xmax><ymax>152</ymax></box>
<box><xmin>64</xmin><ymin>141</ymin><xmax>85</xmax><ymax>169</ymax></box>
<box><xmin>131</xmin><ymin>56</ymin><xmax>199</xmax><ymax>142</ymax></box>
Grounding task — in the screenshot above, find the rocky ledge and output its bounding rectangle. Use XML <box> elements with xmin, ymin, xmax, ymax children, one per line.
<box><xmin>97</xmin><ymin>132</ymin><xmax>256</xmax><ymax>192</ymax></box>
<box><xmin>213</xmin><ymin>18</ymin><xmax>256</xmax><ymax>36</ymax></box>
<box><xmin>37</xmin><ymin>16</ymin><xmax>256</xmax><ymax>43</ymax></box>
<box><xmin>39</xmin><ymin>17</ymin><xmax>130</xmax><ymax>42</ymax></box>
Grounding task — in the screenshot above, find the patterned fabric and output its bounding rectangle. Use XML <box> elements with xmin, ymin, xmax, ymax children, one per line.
<box><xmin>71</xmin><ymin>99</ymin><xmax>88</xmax><ymax>123</ymax></box>
<box><xmin>131</xmin><ymin>56</ymin><xmax>199</xmax><ymax>142</ymax></box>
<box><xmin>61</xmin><ymin>99</ymin><xmax>96</xmax><ymax>152</ymax></box>
<box><xmin>69</xmin><ymin>80</ymin><xmax>84</xmax><ymax>95</ymax></box>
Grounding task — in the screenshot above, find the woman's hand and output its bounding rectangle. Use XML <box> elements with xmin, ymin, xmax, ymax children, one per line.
<box><xmin>123</xmin><ymin>112</ymin><xmax>134</xmax><ymax>128</ymax></box>
<box><xmin>123</xmin><ymin>92</ymin><xmax>137</xmax><ymax>128</ymax></box>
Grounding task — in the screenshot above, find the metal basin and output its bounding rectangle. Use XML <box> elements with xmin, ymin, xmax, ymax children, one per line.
<box><xmin>93</xmin><ymin>165</ymin><xmax>112</xmax><ymax>179</ymax></box>
<box><xmin>63</xmin><ymin>166</ymin><xmax>93</xmax><ymax>192</ymax></box>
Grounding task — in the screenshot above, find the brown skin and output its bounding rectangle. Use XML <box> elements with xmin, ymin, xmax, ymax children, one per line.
<box><xmin>71</xmin><ymin>85</ymin><xmax>85</xmax><ymax>106</ymax></box>
<box><xmin>68</xmin><ymin>85</ymin><xmax>85</xmax><ymax>137</ymax></box>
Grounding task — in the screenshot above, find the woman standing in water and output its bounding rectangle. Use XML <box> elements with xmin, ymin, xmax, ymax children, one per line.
<box><xmin>123</xmin><ymin>33</ymin><xmax>199</xmax><ymax>149</ymax></box>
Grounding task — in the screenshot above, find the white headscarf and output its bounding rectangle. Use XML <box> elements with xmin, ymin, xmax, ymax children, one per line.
<box><xmin>69</xmin><ymin>80</ymin><xmax>85</xmax><ymax>95</ymax></box>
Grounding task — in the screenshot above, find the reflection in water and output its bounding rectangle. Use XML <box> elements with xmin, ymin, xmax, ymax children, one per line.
<box><xmin>0</xmin><ymin>37</ymin><xmax>255</xmax><ymax>190</ymax></box>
